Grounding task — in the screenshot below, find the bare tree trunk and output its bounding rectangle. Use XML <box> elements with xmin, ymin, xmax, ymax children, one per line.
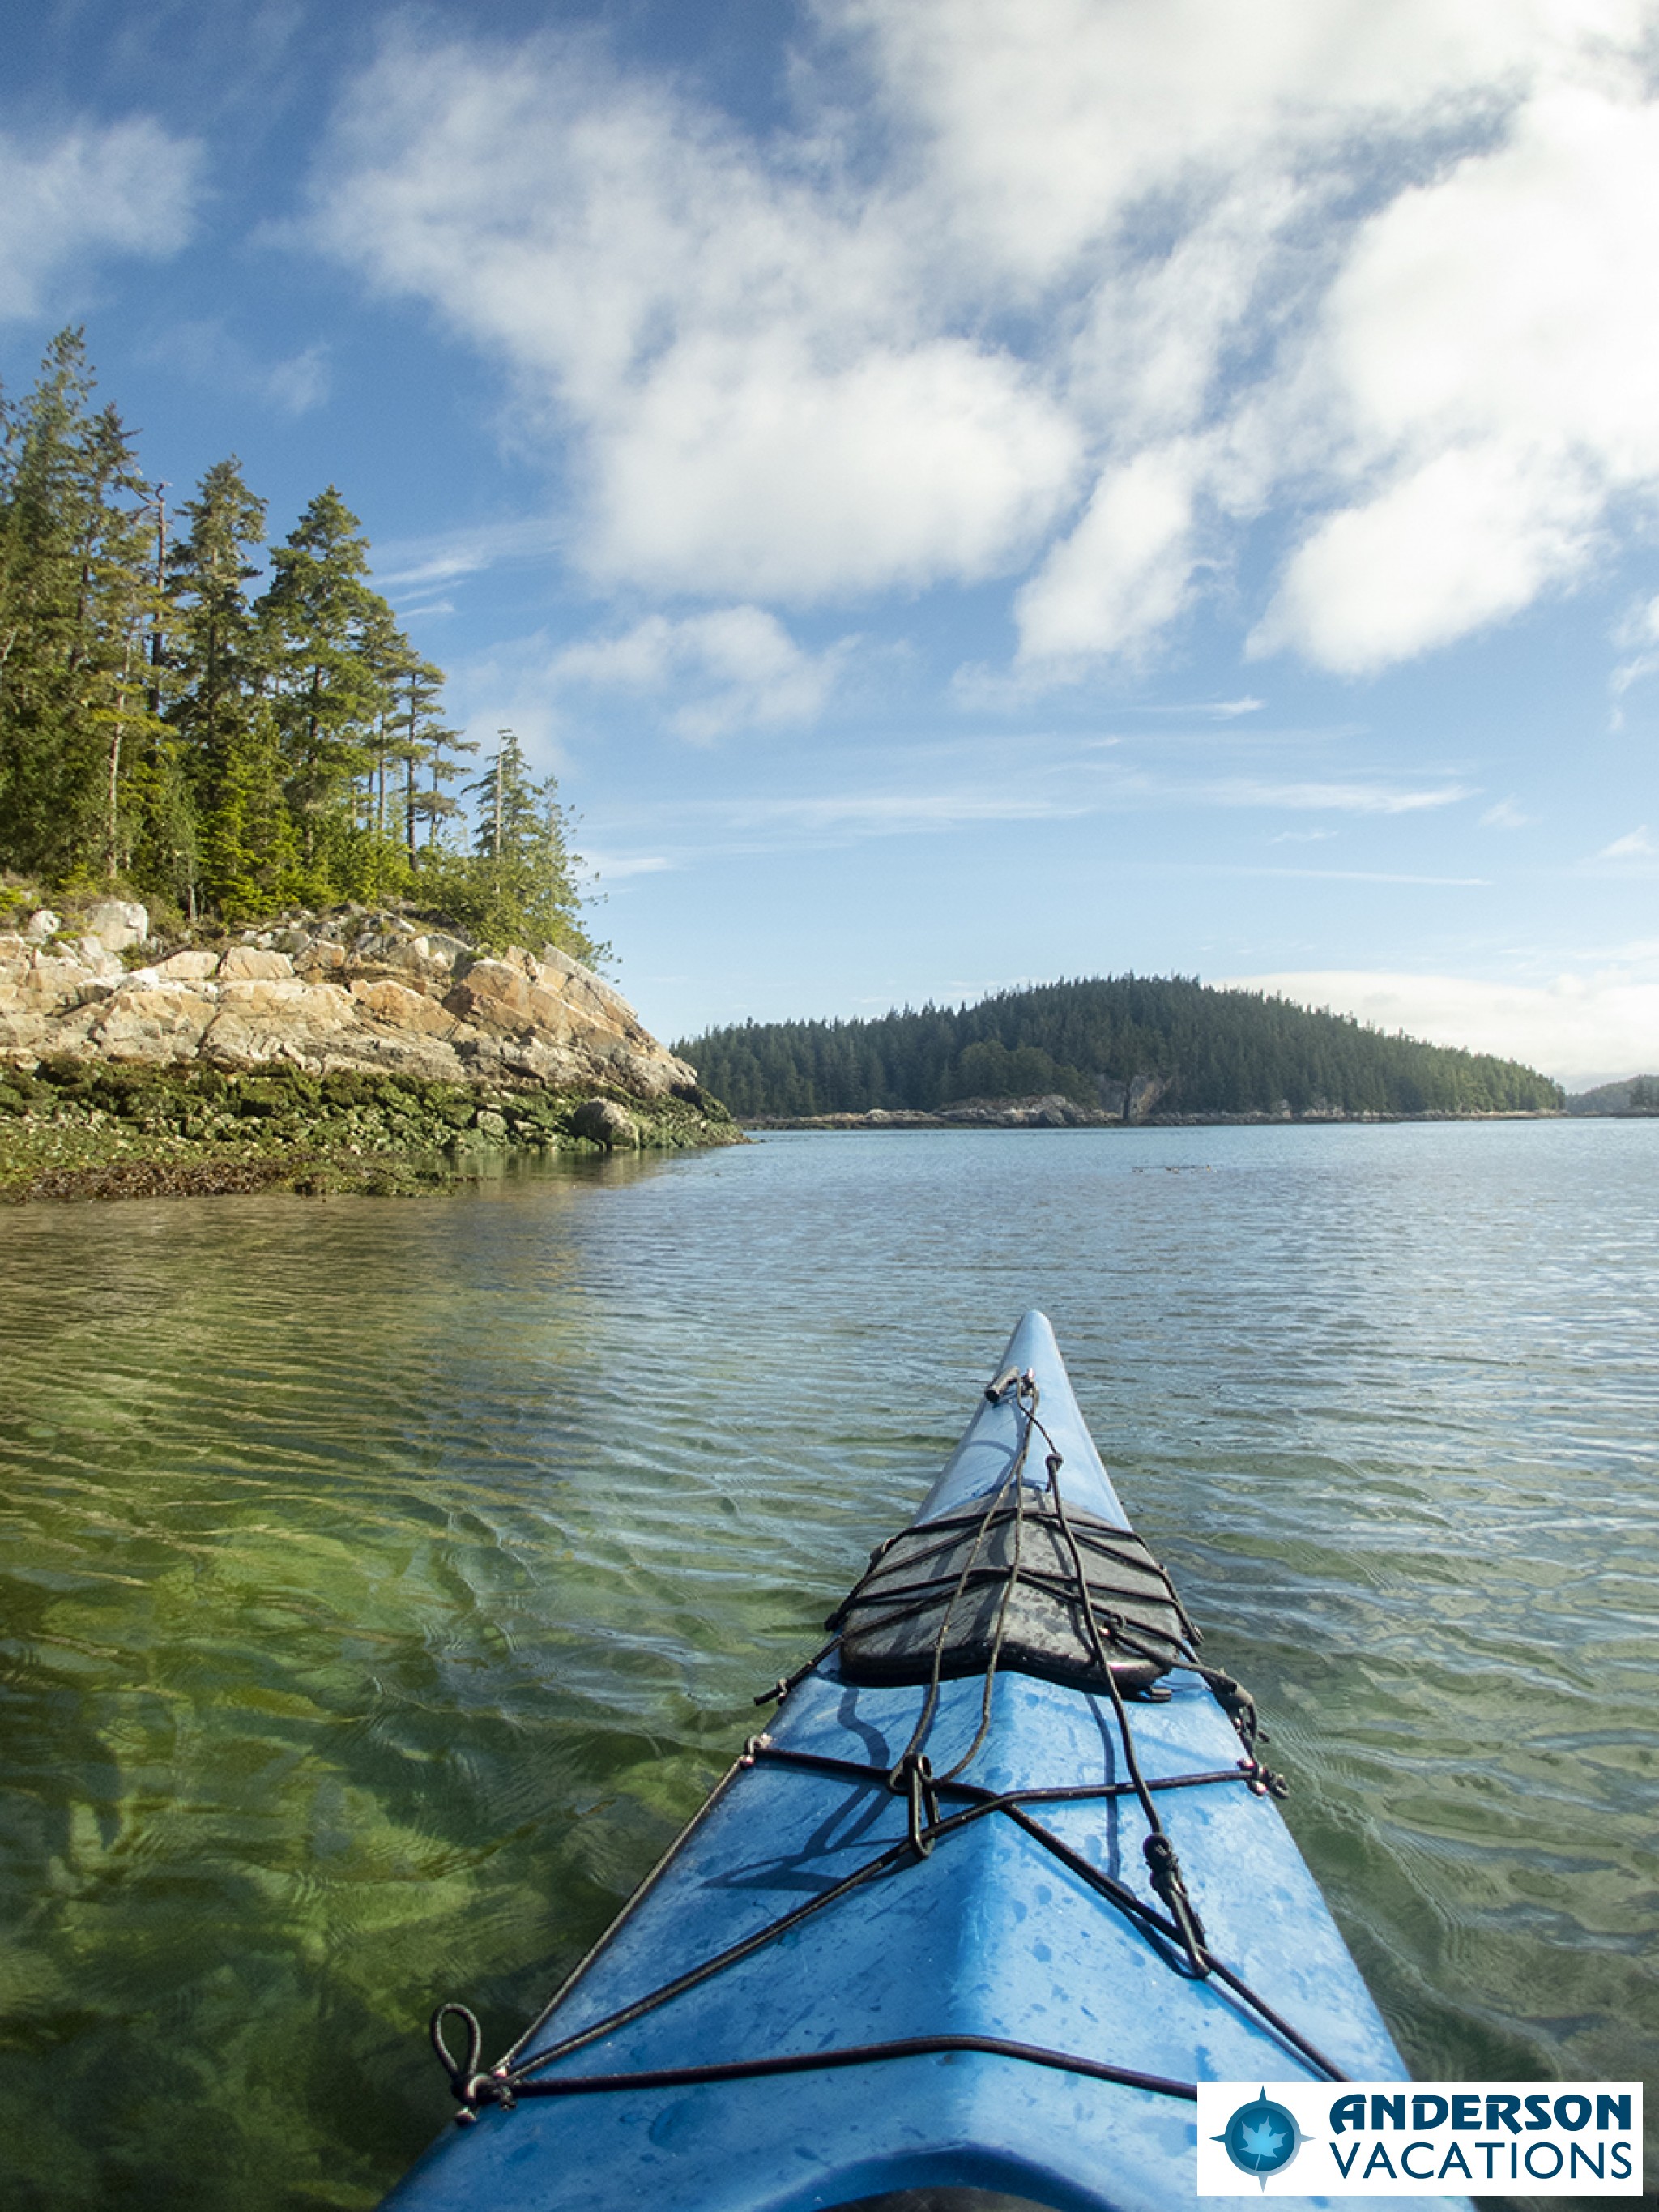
<box><xmin>147</xmin><ymin>482</ymin><xmax>168</xmax><ymax>718</ymax></box>
<box><xmin>106</xmin><ymin>638</ymin><xmax>135</xmax><ymax>882</ymax></box>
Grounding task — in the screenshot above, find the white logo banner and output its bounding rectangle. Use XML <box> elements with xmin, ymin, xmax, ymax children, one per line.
<box><xmin>1195</xmin><ymin>2081</ymin><xmax>1642</xmax><ymax>2196</ymax></box>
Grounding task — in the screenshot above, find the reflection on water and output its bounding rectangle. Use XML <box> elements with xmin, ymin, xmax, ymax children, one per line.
<box><xmin>2</xmin><ymin>1123</ymin><xmax>1655</xmax><ymax>2208</ymax></box>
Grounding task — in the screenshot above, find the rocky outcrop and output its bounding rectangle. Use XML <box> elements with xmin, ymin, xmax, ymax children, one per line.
<box><xmin>0</xmin><ymin>903</ymin><xmax>707</xmax><ymax>1108</ymax></box>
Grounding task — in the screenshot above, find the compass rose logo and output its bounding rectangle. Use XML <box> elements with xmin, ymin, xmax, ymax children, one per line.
<box><xmin>1213</xmin><ymin>2088</ymin><xmax>1305</xmax><ymax>2187</ymax></box>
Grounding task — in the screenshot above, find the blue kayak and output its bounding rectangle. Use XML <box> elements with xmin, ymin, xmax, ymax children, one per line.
<box><xmin>382</xmin><ymin>1312</ymin><xmax>1472</xmax><ymax>2212</ymax></box>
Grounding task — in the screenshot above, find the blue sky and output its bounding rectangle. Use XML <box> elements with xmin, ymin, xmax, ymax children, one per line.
<box><xmin>4</xmin><ymin>0</ymin><xmax>1657</xmax><ymax>1085</ymax></box>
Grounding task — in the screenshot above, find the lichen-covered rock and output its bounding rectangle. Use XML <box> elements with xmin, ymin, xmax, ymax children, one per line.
<box><xmin>0</xmin><ymin>905</ymin><xmax>710</xmax><ymax>1122</ymax></box>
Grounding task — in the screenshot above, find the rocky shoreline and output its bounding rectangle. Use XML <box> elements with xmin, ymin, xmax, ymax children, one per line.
<box><xmin>0</xmin><ymin>898</ymin><xmax>740</xmax><ymax>1200</ymax></box>
<box><xmin>740</xmin><ymin>1091</ymin><xmax>1561</xmax><ymax>1131</ymax></box>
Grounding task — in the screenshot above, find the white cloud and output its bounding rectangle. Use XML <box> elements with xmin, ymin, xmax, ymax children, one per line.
<box><xmin>718</xmin><ymin>788</ymin><xmax>1088</xmax><ymax>834</ymax></box>
<box><xmin>1017</xmin><ymin>441</ymin><xmax>1206</xmax><ymax>664</ymax></box>
<box><xmin>551</xmin><ymin>609</ymin><xmax>851</xmax><ymax>739</ymax></box>
<box><xmin>1221</xmin><ymin>965</ymin><xmax>1659</xmax><ymax>1088</ymax></box>
<box><xmin>1255</xmin><ymin>79</ymin><xmax>1659</xmax><ymax>669</ymax></box>
<box><xmin>1252</xmin><ymin>442</ymin><xmax>1600</xmax><ymax>671</ymax></box>
<box><xmin>1481</xmin><ymin>796</ymin><xmax>1533</xmax><ymax>828</ymax></box>
<box><xmin>0</xmin><ymin>117</ymin><xmax>199</xmax><ymax>318</ymax></box>
<box><xmin>305</xmin><ymin>3</ymin><xmax>1659</xmax><ymax>673</ymax></box>
<box><xmin>1609</xmin><ymin>591</ymin><xmax>1659</xmax><ymax>719</ymax></box>
<box><xmin>1597</xmin><ymin>825</ymin><xmax>1655</xmax><ymax>857</ymax></box>
<box><xmin>1201</xmin><ymin>776</ymin><xmax>1471</xmax><ymax>813</ymax></box>
<box><xmin>309</xmin><ymin>29</ymin><xmax>1078</xmax><ymax>604</ymax></box>
<box><xmin>579</xmin><ymin>852</ymin><xmax>675</xmax><ymax>882</ymax></box>
<box><xmin>373</xmin><ymin>517</ymin><xmax>568</xmax><ymax>592</ymax></box>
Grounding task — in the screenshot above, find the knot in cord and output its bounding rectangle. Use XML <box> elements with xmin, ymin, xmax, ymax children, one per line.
<box><xmin>431</xmin><ymin>2003</ymin><xmax>514</xmax><ymax>2124</ymax></box>
<box><xmin>1141</xmin><ymin>1834</ymin><xmax>1209</xmax><ymax>1971</ymax></box>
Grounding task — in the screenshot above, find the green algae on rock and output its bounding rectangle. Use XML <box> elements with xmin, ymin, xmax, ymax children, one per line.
<box><xmin>0</xmin><ymin>903</ymin><xmax>740</xmax><ymax>1200</ymax></box>
<box><xmin>0</xmin><ymin>1061</ymin><xmax>738</xmax><ymax>1202</ymax></box>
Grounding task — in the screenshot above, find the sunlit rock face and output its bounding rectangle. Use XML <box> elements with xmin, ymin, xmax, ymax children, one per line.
<box><xmin>0</xmin><ymin>905</ymin><xmax>703</xmax><ymax>1105</ymax></box>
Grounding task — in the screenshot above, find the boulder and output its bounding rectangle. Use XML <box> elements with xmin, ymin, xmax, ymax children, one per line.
<box><xmin>154</xmin><ymin>950</ymin><xmax>221</xmax><ymax>980</ymax></box>
<box><xmin>570</xmin><ymin>1097</ymin><xmax>638</xmax><ymax>1149</ymax></box>
<box><xmin>218</xmin><ymin>946</ymin><xmax>295</xmax><ymax>980</ymax></box>
<box><xmin>82</xmin><ymin>899</ymin><xmax>149</xmax><ymax>952</ymax></box>
<box><xmin>24</xmin><ymin>909</ymin><xmax>61</xmax><ymax>940</ymax></box>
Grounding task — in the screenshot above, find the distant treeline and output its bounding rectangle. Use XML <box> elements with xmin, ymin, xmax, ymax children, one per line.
<box><xmin>0</xmin><ymin>331</ymin><xmax>599</xmax><ymax>961</ymax></box>
<box><xmin>678</xmin><ymin>976</ymin><xmax>1564</xmax><ymax>1119</ymax></box>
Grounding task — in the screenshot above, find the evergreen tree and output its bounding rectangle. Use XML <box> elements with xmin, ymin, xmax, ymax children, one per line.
<box><xmin>0</xmin><ymin>338</ymin><xmax>606</xmax><ymax>960</ymax></box>
<box><xmin>0</xmin><ymin>332</ymin><xmax>163</xmax><ymax>880</ymax></box>
<box><xmin>394</xmin><ymin>651</ymin><xmax>471</xmax><ymax>858</ymax></box>
<box><xmin>423</xmin><ymin>727</ymin><xmax>600</xmax><ymax>961</ymax></box>
<box><xmin>256</xmin><ymin>485</ymin><xmax>387</xmax><ymax>895</ymax></box>
<box><xmin>164</xmin><ymin>456</ymin><xmax>271</xmax><ymax>915</ymax></box>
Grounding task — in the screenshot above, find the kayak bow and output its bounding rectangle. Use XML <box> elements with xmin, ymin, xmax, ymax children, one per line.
<box><xmin>382</xmin><ymin>1311</ymin><xmax>1469</xmax><ymax>2212</ymax></box>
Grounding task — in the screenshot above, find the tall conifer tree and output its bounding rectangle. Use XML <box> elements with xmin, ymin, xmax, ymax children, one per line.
<box><xmin>257</xmin><ymin>485</ymin><xmax>386</xmax><ymax>895</ymax></box>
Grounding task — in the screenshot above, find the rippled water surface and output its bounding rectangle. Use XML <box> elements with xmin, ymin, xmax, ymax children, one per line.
<box><xmin>2</xmin><ymin>1123</ymin><xmax>1655</xmax><ymax>2208</ymax></box>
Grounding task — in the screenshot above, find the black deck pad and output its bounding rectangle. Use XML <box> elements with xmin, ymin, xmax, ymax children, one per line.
<box><xmin>829</xmin><ymin>1501</ymin><xmax>1192</xmax><ymax>1697</ymax></box>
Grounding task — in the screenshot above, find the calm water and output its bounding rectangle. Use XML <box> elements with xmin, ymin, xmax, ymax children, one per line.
<box><xmin>2</xmin><ymin>1123</ymin><xmax>1655</xmax><ymax>2210</ymax></box>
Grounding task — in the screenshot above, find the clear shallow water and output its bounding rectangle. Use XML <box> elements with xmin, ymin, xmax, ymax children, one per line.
<box><xmin>1</xmin><ymin>1122</ymin><xmax>1655</xmax><ymax>2209</ymax></box>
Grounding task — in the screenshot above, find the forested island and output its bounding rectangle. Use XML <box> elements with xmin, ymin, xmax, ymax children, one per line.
<box><xmin>0</xmin><ymin>334</ymin><xmax>739</xmax><ymax>1198</ymax></box>
<box><xmin>678</xmin><ymin>976</ymin><xmax>1564</xmax><ymax>1123</ymax></box>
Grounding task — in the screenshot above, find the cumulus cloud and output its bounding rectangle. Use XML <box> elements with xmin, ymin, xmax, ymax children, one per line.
<box><xmin>1220</xmin><ymin>966</ymin><xmax>1659</xmax><ymax>1089</ymax></box>
<box><xmin>305</xmin><ymin>2</ymin><xmax>1659</xmax><ymax>673</ymax></box>
<box><xmin>0</xmin><ymin>117</ymin><xmax>199</xmax><ymax>319</ymax></box>
<box><xmin>1255</xmin><ymin>79</ymin><xmax>1659</xmax><ymax>669</ymax></box>
<box><xmin>551</xmin><ymin>608</ymin><xmax>851</xmax><ymax>739</ymax></box>
<box><xmin>308</xmin><ymin>29</ymin><xmax>1077</xmax><ymax>603</ymax></box>
<box><xmin>1017</xmin><ymin>442</ymin><xmax>1206</xmax><ymax>664</ymax></box>
<box><xmin>1597</xmin><ymin>825</ymin><xmax>1655</xmax><ymax>857</ymax></box>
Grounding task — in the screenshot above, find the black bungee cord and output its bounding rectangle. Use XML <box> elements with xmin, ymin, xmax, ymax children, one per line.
<box><xmin>428</xmin><ymin>1370</ymin><xmax>1341</xmax><ymax>2124</ymax></box>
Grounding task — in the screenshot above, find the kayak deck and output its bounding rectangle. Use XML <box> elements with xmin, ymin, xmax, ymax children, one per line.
<box><xmin>382</xmin><ymin>1313</ymin><xmax>1469</xmax><ymax>2212</ymax></box>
